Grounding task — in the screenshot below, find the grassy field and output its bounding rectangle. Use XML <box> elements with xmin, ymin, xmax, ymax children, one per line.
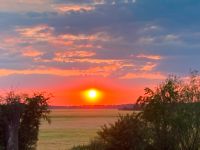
<box><xmin>37</xmin><ymin>109</ymin><xmax>132</xmax><ymax>150</ymax></box>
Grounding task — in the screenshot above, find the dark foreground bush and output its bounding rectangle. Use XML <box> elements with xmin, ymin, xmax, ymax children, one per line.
<box><xmin>97</xmin><ymin>113</ymin><xmax>150</xmax><ymax>150</ymax></box>
<box><xmin>72</xmin><ymin>72</ymin><xmax>200</xmax><ymax>150</ymax></box>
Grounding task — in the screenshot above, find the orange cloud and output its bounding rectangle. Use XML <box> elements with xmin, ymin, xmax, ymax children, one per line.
<box><xmin>136</xmin><ymin>54</ymin><xmax>162</xmax><ymax>60</ymax></box>
<box><xmin>54</xmin><ymin>4</ymin><xmax>95</xmax><ymax>12</ymax></box>
<box><xmin>59</xmin><ymin>32</ymin><xmax>111</xmax><ymax>41</ymax></box>
<box><xmin>50</xmin><ymin>39</ymin><xmax>74</xmax><ymax>46</ymax></box>
<box><xmin>16</xmin><ymin>25</ymin><xmax>54</xmax><ymax>41</ymax></box>
<box><xmin>88</xmin><ymin>64</ymin><xmax>123</xmax><ymax>75</ymax></box>
<box><xmin>16</xmin><ymin>25</ymin><xmax>111</xmax><ymax>48</ymax></box>
<box><xmin>59</xmin><ymin>34</ymin><xmax>97</xmax><ymax>41</ymax></box>
<box><xmin>141</xmin><ymin>62</ymin><xmax>157</xmax><ymax>71</ymax></box>
<box><xmin>55</xmin><ymin>5</ymin><xmax>95</xmax><ymax>12</ymax></box>
<box><xmin>22</xmin><ymin>50</ymin><xmax>43</xmax><ymax>57</ymax></box>
<box><xmin>55</xmin><ymin>51</ymin><xmax>96</xmax><ymax>58</ymax></box>
<box><xmin>52</xmin><ymin>56</ymin><xmax>132</xmax><ymax>68</ymax></box>
<box><xmin>120</xmin><ymin>72</ymin><xmax>166</xmax><ymax>80</ymax></box>
<box><xmin>0</xmin><ymin>68</ymin><xmax>103</xmax><ymax>77</ymax></box>
<box><xmin>76</xmin><ymin>44</ymin><xmax>94</xmax><ymax>48</ymax></box>
<box><xmin>22</xmin><ymin>47</ymin><xmax>43</xmax><ymax>57</ymax></box>
<box><xmin>0</xmin><ymin>59</ymin><xmax>133</xmax><ymax>78</ymax></box>
<box><xmin>0</xmin><ymin>65</ymin><xmax>119</xmax><ymax>77</ymax></box>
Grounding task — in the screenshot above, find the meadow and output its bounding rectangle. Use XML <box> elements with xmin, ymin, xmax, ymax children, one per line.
<box><xmin>38</xmin><ymin>109</ymin><xmax>132</xmax><ymax>150</ymax></box>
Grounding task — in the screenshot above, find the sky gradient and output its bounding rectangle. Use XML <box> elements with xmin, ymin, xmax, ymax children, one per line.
<box><xmin>0</xmin><ymin>0</ymin><xmax>200</xmax><ymax>105</ymax></box>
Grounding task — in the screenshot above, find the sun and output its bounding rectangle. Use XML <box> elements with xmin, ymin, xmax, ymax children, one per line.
<box><xmin>88</xmin><ymin>89</ymin><xmax>97</xmax><ymax>99</ymax></box>
<box><xmin>82</xmin><ymin>88</ymin><xmax>102</xmax><ymax>103</ymax></box>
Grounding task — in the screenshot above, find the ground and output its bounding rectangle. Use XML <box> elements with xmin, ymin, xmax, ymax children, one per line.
<box><xmin>38</xmin><ymin>109</ymin><xmax>131</xmax><ymax>150</ymax></box>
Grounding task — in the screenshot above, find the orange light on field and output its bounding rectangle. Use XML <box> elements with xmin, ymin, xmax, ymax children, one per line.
<box><xmin>82</xmin><ymin>88</ymin><xmax>103</xmax><ymax>104</ymax></box>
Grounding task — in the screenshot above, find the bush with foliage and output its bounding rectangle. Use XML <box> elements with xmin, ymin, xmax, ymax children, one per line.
<box><xmin>72</xmin><ymin>72</ymin><xmax>200</xmax><ymax>150</ymax></box>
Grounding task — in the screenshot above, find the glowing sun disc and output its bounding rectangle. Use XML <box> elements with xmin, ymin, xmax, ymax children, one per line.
<box><xmin>88</xmin><ymin>89</ymin><xmax>97</xmax><ymax>99</ymax></box>
<box><xmin>82</xmin><ymin>88</ymin><xmax>102</xmax><ymax>103</ymax></box>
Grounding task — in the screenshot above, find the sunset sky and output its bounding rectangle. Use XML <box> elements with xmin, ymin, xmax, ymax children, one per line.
<box><xmin>0</xmin><ymin>0</ymin><xmax>200</xmax><ymax>105</ymax></box>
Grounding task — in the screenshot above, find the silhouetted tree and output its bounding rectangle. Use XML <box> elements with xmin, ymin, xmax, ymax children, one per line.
<box><xmin>0</xmin><ymin>92</ymin><xmax>24</xmax><ymax>150</ymax></box>
<box><xmin>19</xmin><ymin>93</ymin><xmax>50</xmax><ymax>150</ymax></box>
<box><xmin>137</xmin><ymin>73</ymin><xmax>200</xmax><ymax>149</ymax></box>
<box><xmin>0</xmin><ymin>92</ymin><xmax>51</xmax><ymax>150</ymax></box>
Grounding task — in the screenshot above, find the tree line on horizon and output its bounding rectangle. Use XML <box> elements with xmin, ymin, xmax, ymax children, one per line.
<box><xmin>72</xmin><ymin>71</ymin><xmax>200</xmax><ymax>150</ymax></box>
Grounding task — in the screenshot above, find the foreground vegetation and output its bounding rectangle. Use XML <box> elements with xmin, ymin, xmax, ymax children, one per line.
<box><xmin>38</xmin><ymin>109</ymin><xmax>131</xmax><ymax>150</ymax></box>
<box><xmin>72</xmin><ymin>72</ymin><xmax>200</xmax><ymax>150</ymax></box>
<box><xmin>0</xmin><ymin>92</ymin><xmax>50</xmax><ymax>150</ymax></box>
